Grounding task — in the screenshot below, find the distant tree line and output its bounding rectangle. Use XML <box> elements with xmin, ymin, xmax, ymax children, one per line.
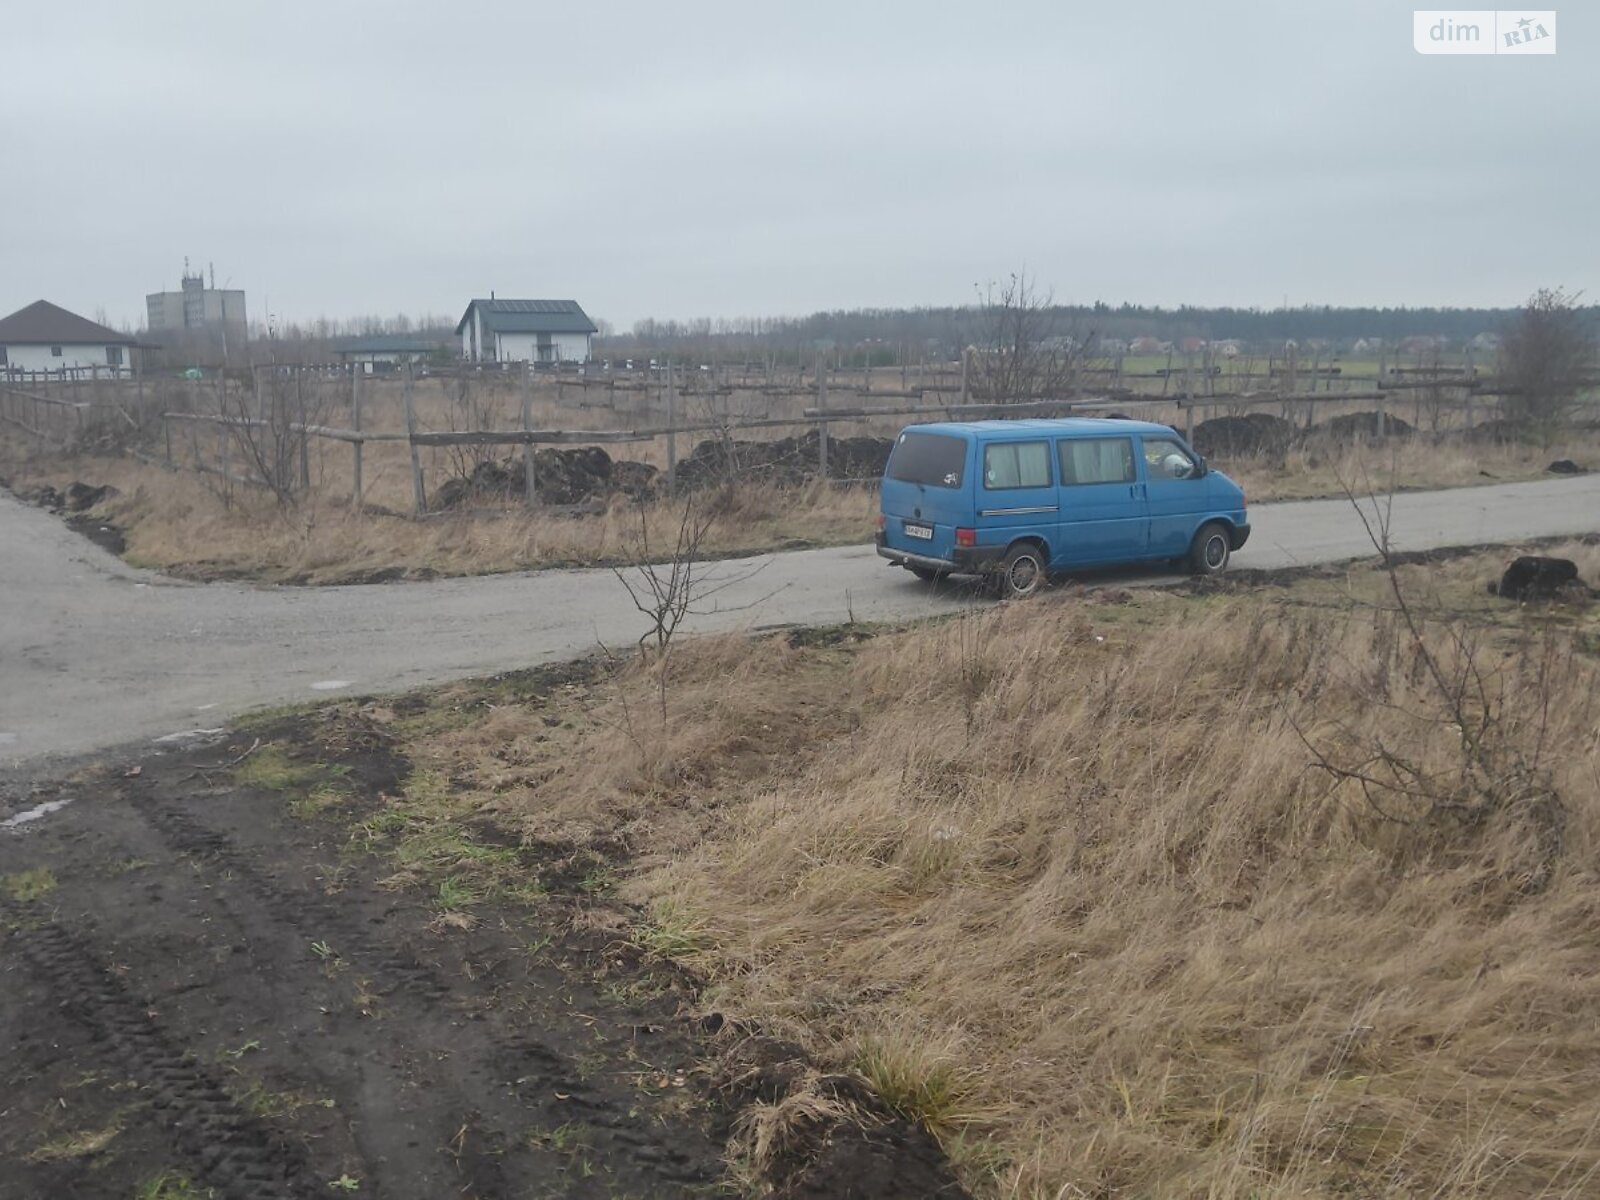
<box><xmin>609</xmin><ymin>300</ymin><xmax>1600</xmax><ymax>365</ymax></box>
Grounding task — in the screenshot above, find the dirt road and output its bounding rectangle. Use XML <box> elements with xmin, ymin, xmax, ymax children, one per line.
<box><xmin>0</xmin><ymin>693</ymin><xmax>965</xmax><ymax>1198</ymax></box>
<box><xmin>4</xmin><ymin>475</ymin><xmax>1600</xmax><ymax>776</ymax></box>
<box><xmin>0</xmin><ymin>732</ymin><xmax>728</xmax><ymax>1197</ymax></box>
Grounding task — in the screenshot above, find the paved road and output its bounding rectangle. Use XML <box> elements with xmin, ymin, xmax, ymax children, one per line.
<box><xmin>3</xmin><ymin>475</ymin><xmax>1598</xmax><ymax>776</ymax></box>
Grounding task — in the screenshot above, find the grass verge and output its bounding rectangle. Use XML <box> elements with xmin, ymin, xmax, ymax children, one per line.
<box><xmin>196</xmin><ymin>539</ymin><xmax>1600</xmax><ymax>1196</ymax></box>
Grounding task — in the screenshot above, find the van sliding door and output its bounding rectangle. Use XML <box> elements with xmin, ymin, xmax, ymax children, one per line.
<box><xmin>978</xmin><ymin>440</ymin><xmax>1057</xmax><ymax>554</ymax></box>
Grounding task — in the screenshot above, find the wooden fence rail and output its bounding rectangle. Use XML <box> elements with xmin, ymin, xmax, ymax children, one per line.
<box><xmin>10</xmin><ymin>371</ymin><xmax>1594</xmax><ymax>520</ymax></box>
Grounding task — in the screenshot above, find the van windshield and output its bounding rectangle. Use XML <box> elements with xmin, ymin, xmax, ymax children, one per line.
<box><xmin>887</xmin><ymin>432</ymin><xmax>966</xmax><ymax>488</ymax></box>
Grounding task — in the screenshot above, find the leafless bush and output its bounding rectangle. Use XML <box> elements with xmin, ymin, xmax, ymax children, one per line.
<box><xmin>441</xmin><ymin>376</ymin><xmax>502</xmax><ymax>489</ymax></box>
<box><xmin>1300</xmin><ymin>481</ymin><xmax>1571</xmax><ymax>893</ymax></box>
<box><xmin>220</xmin><ymin>367</ymin><xmax>329</xmax><ymax>508</ymax></box>
<box><xmin>968</xmin><ymin>270</ymin><xmax>1101</xmax><ymax>403</ymax></box>
<box><xmin>1500</xmin><ymin>286</ymin><xmax>1595</xmax><ymax>433</ymax></box>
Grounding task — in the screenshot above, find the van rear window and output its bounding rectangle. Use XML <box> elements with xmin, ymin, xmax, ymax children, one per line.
<box><xmin>887</xmin><ymin>432</ymin><xmax>966</xmax><ymax>488</ymax></box>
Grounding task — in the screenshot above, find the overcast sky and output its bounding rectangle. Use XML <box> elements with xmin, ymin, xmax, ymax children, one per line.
<box><xmin>2</xmin><ymin>1</ymin><xmax>1593</xmax><ymax>331</ymax></box>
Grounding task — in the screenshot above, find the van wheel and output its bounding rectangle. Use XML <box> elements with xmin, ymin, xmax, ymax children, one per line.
<box><xmin>1189</xmin><ymin>522</ymin><xmax>1231</xmax><ymax>576</ymax></box>
<box><xmin>996</xmin><ymin>544</ymin><xmax>1045</xmax><ymax>599</ymax></box>
<box><xmin>908</xmin><ymin>565</ymin><xmax>943</xmax><ymax>582</ymax></box>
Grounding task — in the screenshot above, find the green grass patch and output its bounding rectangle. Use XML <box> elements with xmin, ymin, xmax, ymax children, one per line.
<box><xmin>286</xmin><ymin>781</ymin><xmax>355</xmax><ymax>821</ymax></box>
<box><xmin>435</xmin><ymin>875</ymin><xmax>482</xmax><ymax>912</ymax></box>
<box><xmin>2</xmin><ymin>867</ymin><xmax>57</xmax><ymax>903</ymax></box>
<box><xmin>134</xmin><ymin>1172</ymin><xmax>209</xmax><ymax>1200</ymax></box>
<box><xmin>233</xmin><ymin>701</ymin><xmax>318</xmax><ymax>733</ymax></box>
<box><xmin>234</xmin><ymin>744</ymin><xmax>335</xmax><ymax>793</ymax></box>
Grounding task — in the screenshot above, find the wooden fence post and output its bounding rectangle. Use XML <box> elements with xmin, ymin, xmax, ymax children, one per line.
<box><xmin>296</xmin><ymin>369</ymin><xmax>311</xmax><ymax>490</ymax></box>
<box><xmin>665</xmin><ymin>357</ymin><xmax>677</xmax><ymax>494</ymax></box>
<box><xmin>351</xmin><ymin>364</ymin><xmax>363</xmax><ymax>509</ymax></box>
<box><xmin>403</xmin><ymin>363</ymin><xmax>426</xmax><ymax>516</ymax></box>
<box><xmin>522</xmin><ymin>364</ymin><xmax>537</xmax><ymax>508</ymax></box>
<box><xmin>817</xmin><ymin>352</ymin><xmax>830</xmax><ymax>479</ymax></box>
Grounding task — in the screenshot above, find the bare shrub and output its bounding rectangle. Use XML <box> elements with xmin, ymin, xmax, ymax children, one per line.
<box><xmin>610</xmin><ymin>496</ymin><xmax>771</xmax><ymax>726</ymax></box>
<box><xmin>209</xmin><ymin>367</ymin><xmax>332</xmax><ymax>508</ymax></box>
<box><xmin>1499</xmin><ymin>286</ymin><xmax>1595</xmax><ymax>432</ymax></box>
<box><xmin>1300</xmin><ymin>484</ymin><xmax>1575</xmax><ymax>895</ymax></box>
<box><xmin>440</xmin><ymin>375</ymin><xmax>503</xmax><ymax>493</ymax></box>
<box><xmin>969</xmin><ymin>271</ymin><xmax>1101</xmax><ymax>404</ymax></box>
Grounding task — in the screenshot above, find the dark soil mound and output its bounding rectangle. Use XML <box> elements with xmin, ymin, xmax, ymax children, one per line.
<box><xmin>1191</xmin><ymin>413</ymin><xmax>1293</xmax><ymax>458</ymax></box>
<box><xmin>1491</xmin><ymin>556</ymin><xmax>1589</xmax><ymax>602</ymax></box>
<box><xmin>63</xmin><ymin>481</ymin><xmax>119</xmax><ymax>512</ymax></box>
<box><xmin>433</xmin><ymin>448</ymin><xmax>659</xmax><ymax>509</ymax></box>
<box><xmin>1547</xmin><ymin>459</ymin><xmax>1586</xmax><ymax>475</ymax></box>
<box><xmin>20</xmin><ymin>483</ymin><xmax>64</xmax><ymax>509</ymax></box>
<box><xmin>679</xmin><ymin>432</ymin><xmax>892</xmax><ymax>487</ymax></box>
<box><xmin>1313</xmin><ymin>411</ymin><xmax>1415</xmax><ymax>440</ymax></box>
<box><xmin>715</xmin><ymin>1036</ymin><xmax>971</xmax><ymax>1199</ymax></box>
<box><xmin>18</xmin><ymin>480</ymin><xmax>120</xmax><ymax>513</ymax></box>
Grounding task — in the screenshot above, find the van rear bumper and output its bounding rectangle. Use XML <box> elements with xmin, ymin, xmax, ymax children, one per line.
<box><xmin>875</xmin><ymin>535</ymin><xmax>1004</xmax><ymax>575</ymax></box>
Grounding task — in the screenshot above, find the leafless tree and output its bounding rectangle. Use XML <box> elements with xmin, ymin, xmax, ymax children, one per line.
<box><xmin>1499</xmin><ymin>287</ymin><xmax>1595</xmax><ymax>432</ymax></box>
<box><xmin>967</xmin><ymin>271</ymin><xmax>1101</xmax><ymax>404</ymax></box>
<box><xmin>611</xmin><ymin>496</ymin><xmax>772</xmax><ymax>721</ymax></box>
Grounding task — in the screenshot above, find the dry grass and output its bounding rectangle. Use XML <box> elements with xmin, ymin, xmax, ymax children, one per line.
<box><xmin>0</xmin><ymin>436</ymin><xmax>874</xmax><ymax>582</ymax></box>
<box><xmin>4</xmin><ymin>409</ymin><xmax>1597</xmax><ymax>582</ymax></box>
<box><xmin>365</xmin><ymin>545</ymin><xmax>1600</xmax><ymax>1196</ymax></box>
<box><xmin>1226</xmin><ymin>429</ymin><xmax>1600</xmax><ymax>502</ymax></box>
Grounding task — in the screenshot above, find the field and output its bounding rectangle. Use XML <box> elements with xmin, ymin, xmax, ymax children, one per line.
<box><xmin>5</xmin><ymin>542</ymin><xmax>1598</xmax><ymax>1196</ymax></box>
<box><xmin>2</xmin><ymin>365</ymin><xmax>1596</xmax><ymax>583</ymax></box>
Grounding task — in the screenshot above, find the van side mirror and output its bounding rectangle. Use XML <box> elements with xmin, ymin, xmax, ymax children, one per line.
<box><xmin>1193</xmin><ymin>455</ymin><xmax>1208</xmax><ymax>478</ymax></box>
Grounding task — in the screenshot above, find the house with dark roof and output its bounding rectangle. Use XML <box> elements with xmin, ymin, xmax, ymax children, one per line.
<box><xmin>456</xmin><ymin>297</ymin><xmax>597</xmax><ymax>364</ymax></box>
<box><xmin>0</xmin><ymin>300</ymin><xmax>139</xmax><ymax>377</ymax></box>
<box><xmin>333</xmin><ymin>334</ymin><xmax>451</xmax><ymax>374</ymax></box>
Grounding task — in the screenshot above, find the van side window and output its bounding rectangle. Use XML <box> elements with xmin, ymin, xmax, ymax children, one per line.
<box><xmin>1059</xmin><ymin>437</ymin><xmax>1135</xmax><ymax>485</ymax></box>
<box><xmin>1142</xmin><ymin>437</ymin><xmax>1197</xmax><ymax>480</ymax></box>
<box><xmin>984</xmin><ymin>441</ymin><xmax>1051</xmax><ymax>490</ymax></box>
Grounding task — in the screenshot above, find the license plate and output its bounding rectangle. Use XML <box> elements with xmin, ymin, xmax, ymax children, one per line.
<box><xmin>903</xmin><ymin>521</ymin><xmax>933</xmax><ymax>540</ymax></box>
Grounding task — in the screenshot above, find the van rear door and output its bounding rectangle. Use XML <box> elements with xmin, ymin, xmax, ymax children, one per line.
<box><xmin>880</xmin><ymin>430</ymin><xmax>971</xmax><ymax>562</ymax></box>
<box><xmin>1054</xmin><ymin>435</ymin><xmax>1148</xmax><ymax>565</ymax></box>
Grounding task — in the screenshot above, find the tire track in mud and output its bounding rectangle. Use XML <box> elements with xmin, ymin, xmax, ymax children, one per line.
<box><xmin>128</xmin><ymin>788</ymin><xmax>725</xmax><ymax>1196</ymax></box>
<box><xmin>3</xmin><ymin>911</ymin><xmax>318</xmax><ymax>1200</ymax></box>
<box><xmin>132</xmin><ymin>794</ymin><xmax>454</xmax><ymax>1003</ymax></box>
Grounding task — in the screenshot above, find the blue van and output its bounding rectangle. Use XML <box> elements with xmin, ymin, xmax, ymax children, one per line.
<box><xmin>875</xmin><ymin>418</ymin><xmax>1249</xmax><ymax>598</ymax></box>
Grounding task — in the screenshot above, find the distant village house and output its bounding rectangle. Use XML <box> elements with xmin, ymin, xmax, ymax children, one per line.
<box><xmin>457</xmin><ymin>298</ymin><xmax>597</xmax><ymax>364</ymax></box>
<box><xmin>0</xmin><ymin>300</ymin><xmax>138</xmax><ymax>378</ymax></box>
<box><xmin>334</xmin><ymin>335</ymin><xmax>449</xmax><ymax>374</ymax></box>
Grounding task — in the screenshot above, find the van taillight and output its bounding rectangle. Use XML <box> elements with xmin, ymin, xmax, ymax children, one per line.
<box><xmin>876</xmin><ymin>512</ymin><xmax>886</xmax><ymax>530</ymax></box>
<box><xmin>955</xmin><ymin>528</ymin><xmax>977</xmax><ymax>548</ymax></box>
